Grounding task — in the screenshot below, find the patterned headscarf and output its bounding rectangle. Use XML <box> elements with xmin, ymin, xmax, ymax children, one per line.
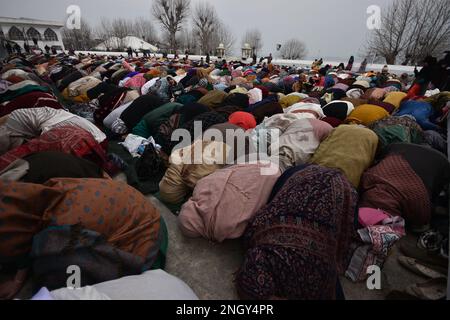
<box><xmin>111</xmin><ymin>118</ymin><xmax>128</xmax><ymax>135</ymax></box>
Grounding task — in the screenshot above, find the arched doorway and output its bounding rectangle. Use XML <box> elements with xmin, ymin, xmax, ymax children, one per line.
<box><xmin>8</xmin><ymin>26</ymin><xmax>25</xmax><ymax>40</ymax></box>
<box><xmin>27</xmin><ymin>27</ymin><xmax>42</xmax><ymax>41</ymax></box>
<box><xmin>44</xmin><ymin>28</ymin><xmax>58</xmax><ymax>41</ymax></box>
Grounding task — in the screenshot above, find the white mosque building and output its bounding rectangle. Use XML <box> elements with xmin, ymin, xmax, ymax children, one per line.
<box><xmin>0</xmin><ymin>16</ymin><xmax>65</xmax><ymax>51</ymax></box>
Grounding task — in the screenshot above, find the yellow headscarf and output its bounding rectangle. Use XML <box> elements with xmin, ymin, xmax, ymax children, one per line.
<box><xmin>279</xmin><ymin>95</ymin><xmax>302</xmax><ymax>108</ymax></box>
<box><xmin>383</xmin><ymin>92</ymin><xmax>407</xmax><ymax>109</ymax></box>
<box><xmin>310</xmin><ymin>125</ymin><xmax>378</xmax><ymax>187</ymax></box>
<box><xmin>346</xmin><ymin>104</ymin><xmax>389</xmax><ymax>126</ymax></box>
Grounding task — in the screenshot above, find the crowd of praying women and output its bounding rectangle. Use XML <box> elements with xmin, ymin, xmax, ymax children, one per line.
<box><xmin>0</xmin><ymin>50</ymin><xmax>449</xmax><ymax>300</ymax></box>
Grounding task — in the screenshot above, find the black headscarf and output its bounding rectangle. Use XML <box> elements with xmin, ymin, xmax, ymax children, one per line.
<box><xmin>120</xmin><ymin>95</ymin><xmax>164</xmax><ymax>130</ymax></box>
<box><xmin>383</xmin><ymin>143</ymin><xmax>450</xmax><ymax>202</ymax></box>
<box><xmin>176</xmin><ymin>102</ymin><xmax>211</xmax><ymax>125</ymax></box>
<box><xmin>221</xmin><ymin>93</ymin><xmax>249</xmax><ymax>109</ymax></box>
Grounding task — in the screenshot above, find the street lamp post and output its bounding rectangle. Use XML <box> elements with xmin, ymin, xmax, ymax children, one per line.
<box><xmin>255</xmin><ymin>37</ymin><xmax>260</xmax><ymax>57</ymax></box>
<box><xmin>22</xmin><ymin>27</ymin><xmax>28</xmax><ymax>46</ymax></box>
<box><xmin>371</xmin><ymin>54</ymin><xmax>378</xmax><ymax>65</ymax></box>
<box><xmin>216</xmin><ymin>43</ymin><xmax>225</xmax><ymax>59</ymax></box>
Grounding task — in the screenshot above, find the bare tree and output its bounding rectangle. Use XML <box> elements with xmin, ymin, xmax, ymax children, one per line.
<box><xmin>177</xmin><ymin>28</ymin><xmax>198</xmax><ymax>54</ymax></box>
<box><xmin>280</xmin><ymin>39</ymin><xmax>307</xmax><ymax>60</ymax></box>
<box><xmin>403</xmin><ymin>0</ymin><xmax>450</xmax><ymax>64</ymax></box>
<box><xmin>241</xmin><ymin>29</ymin><xmax>263</xmax><ymax>56</ymax></box>
<box><xmin>62</xmin><ymin>19</ymin><xmax>94</xmax><ymax>51</ymax></box>
<box><xmin>96</xmin><ymin>18</ymin><xmax>134</xmax><ymax>49</ymax></box>
<box><xmin>96</xmin><ymin>17</ymin><xmax>112</xmax><ymax>40</ymax></box>
<box><xmin>211</xmin><ymin>22</ymin><xmax>235</xmax><ymax>56</ymax></box>
<box><xmin>111</xmin><ymin>18</ymin><xmax>133</xmax><ymax>48</ymax></box>
<box><xmin>152</xmin><ymin>0</ymin><xmax>191</xmax><ymax>53</ymax></box>
<box><xmin>192</xmin><ymin>1</ymin><xmax>219</xmax><ymax>55</ymax></box>
<box><xmin>367</xmin><ymin>0</ymin><xmax>450</xmax><ymax>65</ymax></box>
<box><xmin>96</xmin><ymin>17</ymin><xmax>159</xmax><ymax>50</ymax></box>
<box><xmin>132</xmin><ymin>17</ymin><xmax>159</xmax><ymax>44</ymax></box>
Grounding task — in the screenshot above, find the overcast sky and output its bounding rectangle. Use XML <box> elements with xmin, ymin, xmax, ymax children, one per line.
<box><xmin>0</xmin><ymin>0</ymin><xmax>394</xmax><ymax>60</ymax></box>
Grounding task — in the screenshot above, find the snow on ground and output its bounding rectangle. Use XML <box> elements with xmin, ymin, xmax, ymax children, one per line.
<box><xmin>75</xmin><ymin>51</ymin><xmax>418</xmax><ymax>75</ymax></box>
<box><xmin>93</xmin><ymin>37</ymin><xmax>158</xmax><ymax>52</ymax></box>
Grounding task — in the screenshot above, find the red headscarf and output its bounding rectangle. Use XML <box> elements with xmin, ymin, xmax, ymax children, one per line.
<box><xmin>228</xmin><ymin>112</ymin><xmax>257</xmax><ymax>130</ymax></box>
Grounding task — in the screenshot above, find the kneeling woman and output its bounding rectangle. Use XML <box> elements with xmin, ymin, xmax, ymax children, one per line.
<box><xmin>236</xmin><ymin>165</ymin><xmax>358</xmax><ymax>300</ymax></box>
<box><xmin>0</xmin><ymin>178</ymin><xmax>167</xmax><ymax>299</ymax></box>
